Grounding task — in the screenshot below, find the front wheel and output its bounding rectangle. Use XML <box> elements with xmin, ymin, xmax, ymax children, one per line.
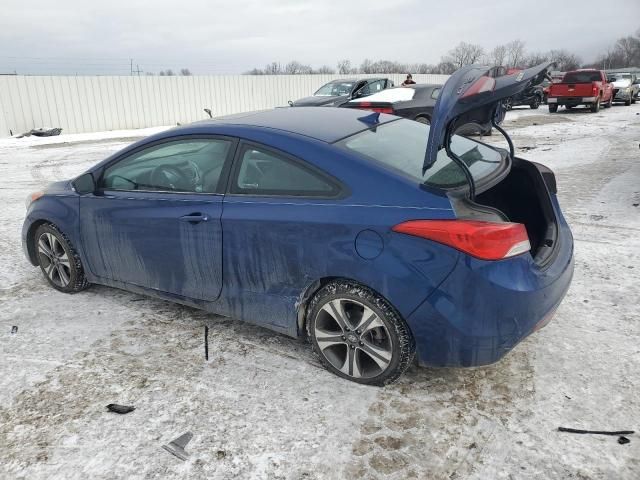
<box><xmin>624</xmin><ymin>97</ymin><xmax>631</xmax><ymax>106</ymax></box>
<box><xmin>35</xmin><ymin>224</ymin><xmax>89</xmax><ymax>293</ymax></box>
<box><xmin>415</xmin><ymin>115</ymin><xmax>430</xmax><ymax>125</ymax></box>
<box><xmin>306</xmin><ymin>281</ymin><xmax>415</xmax><ymax>386</ymax></box>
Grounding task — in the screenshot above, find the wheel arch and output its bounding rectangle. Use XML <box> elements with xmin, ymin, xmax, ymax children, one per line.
<box><xmin>295</xmin><ymin>276</ymin><xmax>406</xmax><ymax>339</ymax></box>
<box><xmin>25</xmin><ymin>219</ymin><xmax>52</xmax><ymax>265</ymax></box>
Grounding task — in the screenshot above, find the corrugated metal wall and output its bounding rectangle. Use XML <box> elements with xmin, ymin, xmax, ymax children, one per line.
<box><xmin>0</xmin><ymin>74</ymin><xmax>449</xmax><ymax>137</ymax></box>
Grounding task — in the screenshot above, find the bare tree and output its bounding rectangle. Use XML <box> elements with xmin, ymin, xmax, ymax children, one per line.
<box><xmin>433</xmin><ymin>61</ymin><xmax>457</xmax><ymax>74</ymax></box>
<box><xmin>180</xmin><ymin>68</ymin><xmax>192</xmax><ymax>76</ymax></box>
<box><xmin>315</xmin><ymin>65</ymin><xmax>335</xmax><ymax>74</ymax></box>
<box><xmin>447</xmin><ymin>42</ymin><xmax>485</xmax><ymax>68</ymax></box>
<box><xmin>336</xmin><ymin>59</ymin><xmax>352</xmax><ymax>75</ymax></box>
<box><xmin>360</xmin><ymin>59</ymin><xmax>374</xmax><ymax>74</ymax></box>
<box><xmin>548</xmin><ymin>50</ymin><xmax>581</xmax><ymax>71</ymax></box>
<box><xmin>505</xmin><ymin>40</ymin><xmax>526</xmax><ymax>68</ymax></box>
<box><xmin>159</xmin><ymin>69</ymin><xmax>175</xmax><ymax>76</ymax></box>
<box><xmin>264</xmin><ymin>62</ymin><xmax>283</xmax><ymax>75</ymax></box>
<box><xmin>490</xmin><ymin>45</ymin><xmax>507</xmax><ymax>66</ymax></box>
<box><xmin>285</xmin><ymin>61</ymin><xmax>312</xmax><ymax>74</ymax></box>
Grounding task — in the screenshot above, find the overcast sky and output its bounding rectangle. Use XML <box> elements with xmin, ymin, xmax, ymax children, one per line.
<box><xmin>1</xmin><ymin>0</ymin><xmax>638</xmax><ymax>75</ymax></box>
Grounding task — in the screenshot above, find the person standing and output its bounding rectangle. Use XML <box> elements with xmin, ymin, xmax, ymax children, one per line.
<box><xmin>402</xmin><ymin>74</ymin><xmax>416</xmax><ymax>86</ymax></box>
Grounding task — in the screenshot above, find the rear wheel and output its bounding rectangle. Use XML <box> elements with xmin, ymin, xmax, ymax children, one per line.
<box><xmin>624</xmin><ymin>97</ymin><xmax>631</xmax><ymax>106</ymax></box>
<box><xmin>590</xmin><ymin>99</ymin><xmax>600</xmax><ymax>113</ymax></box>
<box><xmin>549</xmin><ymin>104</ymin><xmax>558</xmax><ymax>113</ymax></box>
<box><xmin>34</xmin><ymin>224</ymin><xmax>89</xmax><ymax>293</ymax></box>
<box><xmin>565</xmin><ymin>105</ymin><xmax>573</xmax><ymax>110</ymax></box>
<box><xmin>306</xmin><ymin>280</ymin><xmax>415</xmax><ymax>386</ymax></box>
<box><xmin>415</xmin><ymin>115</ymin><xmax>430</xmax><ymax>125</ymax></box>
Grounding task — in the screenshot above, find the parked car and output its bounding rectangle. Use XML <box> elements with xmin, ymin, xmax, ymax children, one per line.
<box><xmin>504</xmin><ymin>85</ymin><xmax>544</xmax><ymax>109</ymax></box>
<box><xmin>23</xmin><ymin>63</ymin><xmax>573</xmax><ymax>385</ymax></box>
<box><xmin>290</xmin><ymin>78</ymin><xmax>393</xmax><ymax>107</ymax></box>
<box><xmin>608</xmin><ymin>72</ymin><xmax>639</xmax><ymax>105</ymax></box>
<box><xmin>341</xmin><ymin>84</ymin><xmax>494</xmax><ymax>135</ymax></box>
<box><xmin>547</xmin><ymin>69</ymin><xmax>614</xmax><ymax>112</ymax></box>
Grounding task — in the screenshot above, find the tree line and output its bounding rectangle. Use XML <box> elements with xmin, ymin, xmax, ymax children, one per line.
<box><xmin>245</xmin><ymin>29</ymin><xmax>640</xmax><ymax>75</ymax></box>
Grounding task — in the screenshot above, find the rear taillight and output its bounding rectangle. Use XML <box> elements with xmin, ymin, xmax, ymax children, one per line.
<box><xmin>461</xmin><ymin>76</ymin><xmax>496</xmax><ymax>98</ymax></box>
<box><xmin>592</xmin><ymin>85</ymin><xmax>598</xmax><ymax>96</ymax></box>
<box><xmin>354</xmin><ymin>102</ymin><xmax>394</xmax><ymax>114</ymax></box>
<box><xmin>392</xmin><ymin>220</ymin><xmax>531</xmax><ymax>261</ymax></box>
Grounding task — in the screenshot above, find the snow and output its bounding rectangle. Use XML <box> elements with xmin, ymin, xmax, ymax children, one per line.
<box><xmin>1</xmin><ymin>104</ymin><xmax>639</xmax><ymax>479</ymax></box>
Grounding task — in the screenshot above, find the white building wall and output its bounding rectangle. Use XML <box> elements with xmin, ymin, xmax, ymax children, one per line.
<box><xmin>0</xmin><ymin>74</ymin><xmax>450</xmax><ymax>137</ymax></box>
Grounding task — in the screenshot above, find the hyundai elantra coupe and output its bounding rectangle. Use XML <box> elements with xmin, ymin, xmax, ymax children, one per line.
<box><xmin>23</xmin><ymin>63</ymin><xmax>573</xmax><ymax>385</ymax></box>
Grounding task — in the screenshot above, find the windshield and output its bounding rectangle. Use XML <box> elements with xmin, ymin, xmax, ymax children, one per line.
<box><xmin>562</xmin><ymin>71</ymin><xmax>601</xmax><ymax>83</ymax></box>
<box><xmin>336</xmin><ymin>119</ymin><xmax>503</xmax><ymax>189</ymax></box>
<box><xmin>315</xmin><ymin>82</ymin><xmax>354</xmax><ymax>97</ymax></box>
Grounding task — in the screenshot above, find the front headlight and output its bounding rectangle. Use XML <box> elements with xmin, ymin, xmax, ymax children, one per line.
<box><xmin>25</xmin><ymin>191</ymin><xmax>43</xmax><ymax>210</ymax></box>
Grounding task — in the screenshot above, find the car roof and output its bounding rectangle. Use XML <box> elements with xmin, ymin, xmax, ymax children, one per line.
<box><xmin>327</xmin><ymin>77</ymin><xmax>386</xmax><ymax>83</ymax></box>
<box><xmin>181</xmin><ymin>107</ymin><xmax>398</xmax><ymax>143</ymax></box>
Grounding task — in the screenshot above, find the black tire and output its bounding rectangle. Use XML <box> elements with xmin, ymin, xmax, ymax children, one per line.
<box><xmin>624</xmin><ymin>97</ymin><xmax>631</xmax><ymax>106</ymax></box>
<box><xmin>530</xmin><ymin>96</ymin><xmax>541</xmax><ymax>109</ymax></box>
<box><xmin>604</xmin><ymin>96</ymin><xmax>612</xmax><ymax>108</ymax></box>
<box><xmin>415</xmin><ymin>115</ymin><xmax>430</xmax><ymax>125</ymax></box>
<box><xmin>306</xmin><ymin>280</ymin><xmax>415</xmax><ymax>386</ymax></box>
<box><xmin>504</xmin><ymin>98</ymin><xmax>513</xmax><ymax>110</ymax></box>
<box><xmin>565</xmin><ymin>105</ymin><xmax>573</xmax><ymax>110</ymax></box>
<box><xmin>549</xmin><ymin>104</ymin><xmax>558</xmax><ymax>113</ymax></box>
<box><xmin>34</xmin><ymin>223</ymin><xmax>89</xmax><ymax>293</ymax></box>
<box><xmin>590</xmin><ymin>99</ymin><xmax>600</xmax><ymax>113</ymax></box>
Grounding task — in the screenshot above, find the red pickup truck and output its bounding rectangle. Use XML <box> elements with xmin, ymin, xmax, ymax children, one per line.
<box><xmin>547</xmin><ymin>69</ymin><xmax>614</xmax><ymax>113</ymax></box>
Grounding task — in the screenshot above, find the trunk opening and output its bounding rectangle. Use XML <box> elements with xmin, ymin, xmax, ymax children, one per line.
<box><xmin>448</xmin><ymin>157</ymin><xmax>558</xmax><ymax>265</ymax></box>
<box><xmin>474</xmin><ymin>158</ymin><xmax>558</xmax><ymax>265</ymax></box>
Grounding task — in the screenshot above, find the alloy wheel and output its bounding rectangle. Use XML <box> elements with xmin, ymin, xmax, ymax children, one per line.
<box><xmin>313</xmin><ymin>298</ymin><xmax>393</xmax><ymax>379</ymax></box>
<box><xmin>37</xmin><ymin>232</ymin><xmax>71</xmax><ymax>287</ymax></box>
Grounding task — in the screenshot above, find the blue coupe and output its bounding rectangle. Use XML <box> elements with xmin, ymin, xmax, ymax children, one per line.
<box><xmin>23</xmin><ymin>63</ymin><xmax>573</xmax><ymax>385</ymax></box>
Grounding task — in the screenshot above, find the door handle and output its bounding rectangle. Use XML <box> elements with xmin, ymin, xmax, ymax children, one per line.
<box><xmin>179</xmin><ymin>213</ymin><xmax>209</xmax><ymax>224</ymax></box>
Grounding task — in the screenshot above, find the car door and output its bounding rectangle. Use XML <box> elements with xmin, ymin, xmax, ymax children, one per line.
<box><xmin>79</xmin><ymin>136</ymin><xmax>236</xmax><ymax>302</ymax></box>
<box><xmin>221</xmin><ymin>142</ymin><xmax>345</xmax><ymax>333</ymax></box>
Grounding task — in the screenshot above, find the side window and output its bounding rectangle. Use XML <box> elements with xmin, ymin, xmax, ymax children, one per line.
<box><xmin>101</xmin><ymin>138</ymin><xmax>232</xmax><ymax>193</ymax></box>
<box><xmin>431</xmin><ymin>88</ymin><xmax>441</xmax><ymax>100</ymax></box>
<box><xmin>232</xmin><ymin>146</ymin><xmax>338</xmax><ymax>197</ymax></box>
<box><xmin>368</xmin><ymin>79</ymin><xmax>386</xmax><ymax>93</ymax></box>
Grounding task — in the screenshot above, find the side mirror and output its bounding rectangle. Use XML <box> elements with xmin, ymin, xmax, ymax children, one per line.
<box><xmin>288</xmin><ymin>100</ymin><xmax>293</xmax><ymax>107</ymax></box>
<box><xmin>203</xmin><ymin>108</ymin><xmax>212</xmax><ymax>118</ymax></box>
<box><xmin>72</xmin><ymin>172</ymin><xmax>96</xmax><ymax>195</ymax></box>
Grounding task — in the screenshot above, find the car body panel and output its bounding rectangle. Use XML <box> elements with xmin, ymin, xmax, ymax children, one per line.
<box><xmin>408</xmin><ymin>193</ymin><xmax>574</xmax><ymax>366</ymax></box>
<box><xmin>22</xmin><ymin>107</ymin><xmax>574</xmax><ymax>369</ymax></box>
<box><xmin>425</xmin><ymin>62</ymin><xmax>553</xmax><ymax>171</ymax></box>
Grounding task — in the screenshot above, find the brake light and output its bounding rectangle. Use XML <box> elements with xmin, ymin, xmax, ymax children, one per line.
<box><xmin>392</xmin><ymin>220</ymin><xmax>531</xmax><ymax>260</ymax></box>
<box><xmin>354</xmin><ymin>102</ymin><xmax>393</xmax><ymax>114</ymax></box>
<box><xmin>461</xmin><ymin>76</ymin><xmax>496</xmax><ymax>98</ymax></box>
<box><xmin>592</xmin><ymin>85</ymin><xmax>598</xmax><ymax>96</ymax></box>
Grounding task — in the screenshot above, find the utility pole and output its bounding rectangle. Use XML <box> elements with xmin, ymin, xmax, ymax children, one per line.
<box><xmin>132</xmin><ymin>64</ymin><xmax>143</xmax><ymax>76</ymax></box>
<box><xmin>130</xmin><ymin>58</ymin><xmax>133</xmax><ymax>76</ymax></box>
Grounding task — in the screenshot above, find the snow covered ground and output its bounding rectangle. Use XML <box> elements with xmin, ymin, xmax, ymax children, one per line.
<box><xmin>0</xmin><ymin>104</ymin><xmax>639</xmax><ymax>479</ymax></box>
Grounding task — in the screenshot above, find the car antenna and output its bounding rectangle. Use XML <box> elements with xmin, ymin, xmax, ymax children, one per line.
<box><xmin>443</xmin><ymin>125</ymin><xmax>476</xmax><ymax>201</ymax></box>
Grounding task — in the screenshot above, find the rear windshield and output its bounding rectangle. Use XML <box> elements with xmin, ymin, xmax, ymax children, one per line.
<box><xmin>336</xmin><ymin>119</ymin><xmax>503</xmax><ymax>189</ymax></box>
<box><xmin>562</xmin><ymin>71</ymin><xmax>601</xmax><ymax>83</ymax></box>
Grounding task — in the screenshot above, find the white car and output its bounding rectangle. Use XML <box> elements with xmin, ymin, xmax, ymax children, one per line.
<box><xmin>609</xmin><ymin>73</ymin><xmax>639</xmax><ymax>105</ymax></box>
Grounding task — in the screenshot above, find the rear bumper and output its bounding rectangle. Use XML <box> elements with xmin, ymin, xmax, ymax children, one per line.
<box><xmin>407</xmin><ymin>206</ymin><xmax>574</xmax><ymax>367</ymax></box>
<box><xmin>547</xmin><ymin>96</ymin><xmax>597</xmax><ymax>104</ymax></box>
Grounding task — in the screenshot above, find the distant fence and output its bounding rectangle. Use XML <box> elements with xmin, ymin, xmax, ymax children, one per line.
<box><xmin>0</xmin><ymin>73</ymin><xmax>450</xmax><ymax>138</ymax></box>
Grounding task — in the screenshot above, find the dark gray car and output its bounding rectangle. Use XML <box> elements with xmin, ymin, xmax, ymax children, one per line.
<box><xmin>291</xmin><ymin>78</ymin><xmax>393</xmax><ymax>107</ymax></box>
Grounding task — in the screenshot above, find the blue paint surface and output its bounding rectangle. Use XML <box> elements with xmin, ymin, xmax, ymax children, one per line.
<box><xmin>23</xmin><ymin>108</ymin><xmax>573</xmax><ymax>367</ymax></box>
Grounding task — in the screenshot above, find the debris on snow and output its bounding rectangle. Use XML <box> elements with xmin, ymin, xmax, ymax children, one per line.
<box><xmin>162</xmin><ymin>432</ymin><xmax>194</xmax><ymax>461</ymax></box>
<box><xmin>106</xmin><ymin>404</ymin><xmax>136</xmax><ymax>414</ymax></box>
<box><xmin>10</xmin><ymin>326</ymin><xmax>18</xmax><ymax>334</ymax></box>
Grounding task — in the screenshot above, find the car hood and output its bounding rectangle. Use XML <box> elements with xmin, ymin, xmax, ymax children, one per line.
<box><xmin>423</xmin><ymin>62</ymin><xmax>552</xmax><ymax>173</ymax></box>
<box><xmin>292</xmin><ymin>95</ymin><xmax>347</xmax><ymax>107</ymax></box>
<box><xmin>612</xmin><ymin>79</ymin><xmax>632</xmax><ymax>88</ymax></box>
